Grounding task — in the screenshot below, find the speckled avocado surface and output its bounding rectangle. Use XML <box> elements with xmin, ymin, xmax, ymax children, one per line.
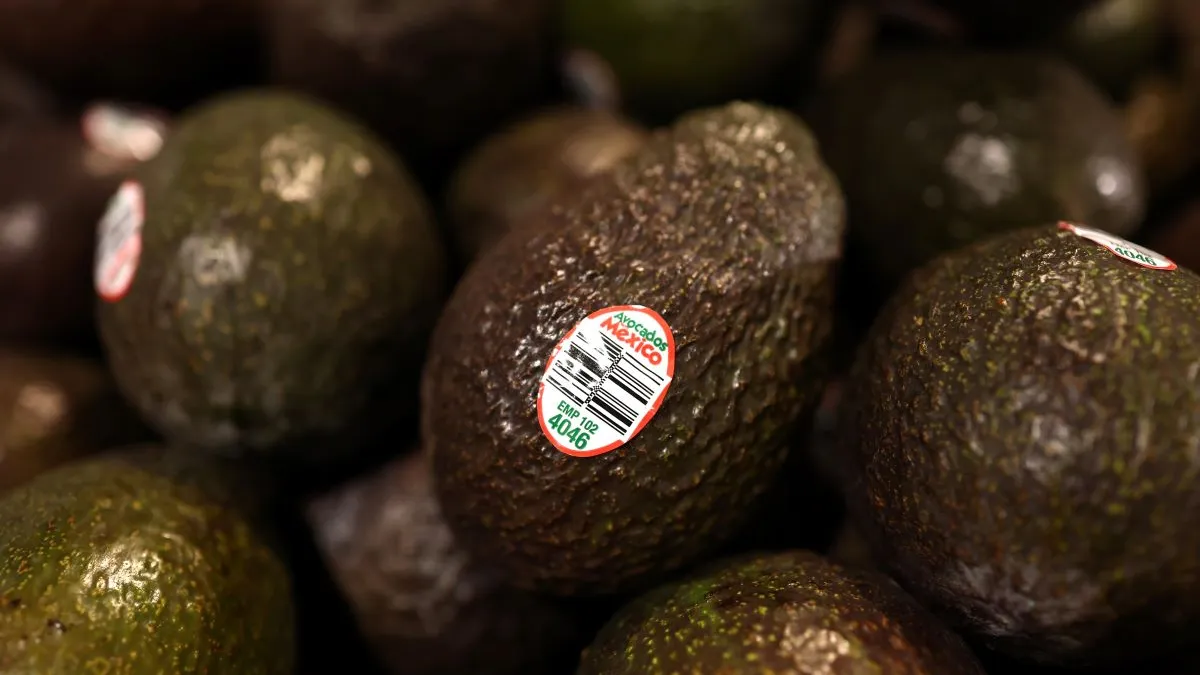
<box><xmin>840</xmin><ymin>223</ymin><xmax>1200</xmax><ymax>667</ymax></box>
<box><xmin>97</xmin><ymin>89</ymin><xmax>447</xmax><ymax>462</ymax></box>
<box><xmin>0</xmin><ymin>447</ymin><xmax>295</xmax><ymax>673</ymax></box>
<box><xmin>578</xmin><ymin>550</ymin><xmax>985</xmax><ymax>675</ymax></box>
<box><xmin>308</xmin><ymin>451</ymin><xmax>586</xmax><ymax>675</ymax></box>
<box><xmin>423</xmin><ymin>101</ymin><xmax>845</xmax><ymax>596</ymax></box>
<box><xmin>809</xmin><ymin>51</ymin><xmax>1144</xmax><ymax>300</ymax></box>
<box><xmin>446</xmin><ymin>105</ymin><xmax>648</xmax><ymax>264</ymax></box>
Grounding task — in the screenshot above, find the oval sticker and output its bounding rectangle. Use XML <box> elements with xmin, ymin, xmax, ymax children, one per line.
<box><xmin>536</xmin><ymin>305</ymin><xmax>676</xmax><ymax>458</ymax></box>
<box><xmin>1058</xmin><ymin>221</ymin><xmax>1176</xmax><ymax>270</ymax></box>
<box><xmin>94</xmin><ymin>180</ymin><xmax>145</xmax><ymax>303</ymax></box>
<box><xmin>81</xmin><ymin>102</ymin><xmax>168</xmax><ymax>163</ymax></box>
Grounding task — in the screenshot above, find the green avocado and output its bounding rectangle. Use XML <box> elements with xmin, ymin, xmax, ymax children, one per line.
<box><xmin>839</xmin><ymin>223</ymin><xmax>1200</xmax><ymax>668</ymax></box>
<box><xmin>96</xmin><ymin>90</ymin><xmax>447</xmax><ymax>467</ymax></box>
<box><xmin>0</xmin><ymin>349</ymin><xmax>153</xmax><ymax>493</ymax></box>
<box><xmin>562</xmin><ymin>0</ymin><xmax>827</xmax><ymax>122</ymax></box>
<box><xmin>308</xmin><ymin>451</ymin><xmax>588</xmax><ymax>675</ymax></box>
<box><xmin>423</xmin><ymin>101</ymin><xmax>845</xmax><ymax>596</ymax></box>
<box><xmin>0</xmin><ymin>446</ymin><xmax>295</xmax><ymax>673</ymax></box>
<box><xmin>578</xmin><ymin>550</ymin><xmax>985</xmax><ymax>675</ymax></box>
<box><xmin>446</xmin><ymin>106</ymin><xmax>648</xmax><ymax>265</ymax></box>
<box><xmin>810</xmin><ymin>50</ymin><xmax>1145</xmax><ymax>322</ymax></box>
<box><xmin>266</xmin><ymin>0</ymin><xmax>554</xmax><ymax>181</ymax></box>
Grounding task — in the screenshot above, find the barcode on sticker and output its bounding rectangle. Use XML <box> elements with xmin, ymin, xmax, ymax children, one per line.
<box><xmin>537</xmin><ymin>305</ymin><xmax>675</xmax><ymax>457</ymax></box>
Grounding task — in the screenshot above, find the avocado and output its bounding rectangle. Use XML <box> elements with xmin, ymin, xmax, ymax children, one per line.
<box><xmin>308</xmin><ymin>451</ymin><xmax>588</xmax><ymax>675</ymax></box>
<box><xmin>446</xmin><ymin>106</ymin><xmax>648</xmax><ymax>264</ymax></box>
<box><xmin>96</xmin><ymin>90</ymin><xmax>447</xmax><ymax>470</ymax></box>
<box><xmin>1053</xmin><ymin>0</ymin><xmax>1165</xmax><ymax>100</ymax></box>
<box><xmin>0</xmin><ymin>348</ymin><xmax>153</xmax><ymax>493</ymax></box>
<box><xmin>923</xmin><ymin>0</ymin><xmax>1101</xmax><ymax>40</ymax></box>
<box><xmin>810</xmin><ymin>50</ymin><xmax>1145</xmax><ymax>329</ymax></box>
<box><xmin>266</xmin><ymin>0</ymin><xmax>554</xmax><ymax>184</ymax></box>
<box><xmin>0</xmin><ymin>446</ymin><xmax>295</xmax><ymax>673</ymax></box>
<box><xmin>1147</xmin><ymin>199</ymin><xmax>1200</xmax><ymax>272</ymax></box>
<box><xmin>1126</xmin><ymin>73</ymin><xmax>1199</xmax><ymax>194</ymax></box>
<box><xmin>839</xmin><ymin>223</ymin><xmax>1200</xmax><ymax>667</ymax></box>
<box><xmin>423</xmin><ymin>101</ymin><xmax>845</xmax><ymax>596</ymax></box>
<box><xmin>0</xmin><ymin>61</ymin><xmax>54</xmax><ymax>122</ymax></box>
<box><xmin>563</xmin><ymin>0</ymin><xmax>827</xmax><ymax>123</ymax></box>
<box><xmin>0</xmin><ymin>120</ymin><xmax>131</xmax><ymax>345</ymax></box>
<box><xmin>0</xmin><ymin>0</ymin><xmax>259</xmax><ymax>108</ymax></box>
<box><xmin>578</xmin><ymin>550</ymin><xmax>985</xmax><ymax>675</ymax></box>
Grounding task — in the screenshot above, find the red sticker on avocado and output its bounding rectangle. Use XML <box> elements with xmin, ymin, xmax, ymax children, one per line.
<box><xmin>94</xmin><ymin>180</ymin><xmax>145</xmax><ymax>302</ymax></box>
<box><xmin>1058</xmin><ymin>221</ymin><xmax>1176</xmax><ymax>270</ymax></box>
<box><xmin>537</xmin><ymin>305</ymin><xmax>675</xmax><ymax>457</ymax></box>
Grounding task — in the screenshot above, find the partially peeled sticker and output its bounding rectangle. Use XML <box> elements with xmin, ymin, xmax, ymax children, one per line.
<box><xmin>1058</xmin><ymin>221</ymin><xmax>1176</xmax><ymax>271</ymax></box>
<box><xmin>536</xmin><ymin>305</ymin><xmax>675</xmax><ymax>458</ymax></box>
<box><xmin>94</xmin><ymin>180</ymin><xmax>145</xmax><ymax>303</ymax></box>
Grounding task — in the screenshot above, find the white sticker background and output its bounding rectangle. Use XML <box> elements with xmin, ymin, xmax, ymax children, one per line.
<box><xmin>95</xmin><ymin>181</ymin><xmax>145</xmax><ymax>302</ymax></box>
<box><xmin>82</xmin><ymin>103</ymin><xmax>167</xmax><ymax>163</ymax></box>
<box><xmin>537</xmin><ymin>305</ymin><xmax>675</xmax><ymax>457</ymax></box>
<box><xmin>1059</xmin><ymin>221</ymin><xmax>1176</xmax><ymax>270</ymax></box>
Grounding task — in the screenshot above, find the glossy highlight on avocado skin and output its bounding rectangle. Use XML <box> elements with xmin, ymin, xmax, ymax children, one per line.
<box><xmin>423</xmin><ymin>101</ymin><xmax>845</xmax><ymax>596</ymax></box>
<box><xmin>578</xmin><ymin>551</ymin><xmax>985</xmax><ymax>675</ymax></box>
<box><xmin>0</xmin><ymin>449</ymin><xmax>295</xmax><ymax>673</ymax></box>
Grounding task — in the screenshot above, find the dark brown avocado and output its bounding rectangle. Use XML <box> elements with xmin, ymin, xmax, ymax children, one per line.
<box><xmin>0</xmin><ymin>61</ymin><xmax>55</xmax><ymax>122</ymax></box>
<box><xmin>0</xmin><ymin>0</ymin><xmax>260</xmax><ymax>107</ymax></box>
<box><xmin>0</xmin><ymin>348</ymin><xmax>153</xmax><ymax>493</ymax></box>
<box><xmin>0</xmin><ymin>446</ymin><xmax>296</xmax><ymax>673</ymax></box>
<box><xmin>578</xmin><ymin>550</ymin><xmax>985</xmax><ymax>675</ymax></box>
<box><xmin>423</xmin><ymin>102</ymin><xmax>845</xmax><ymax>596</ymax></box>
<box><xmin>0</xmin><ymin>120</ymin><xmax>132</xmax><ymax>345</ymax></box>
<box><xmin>308</xmin><ymin>451</ymin><xmax>587</xmax><ymax>675</ymax></box>
<box><xmin>446</xmin><ymin>106</ymin><xmax>648</xmax><ymax>264</ymax></box>
<box><xmin>95</xmin><ymin>90</ymin><xmax>447</xmax><ymax>471</ymax></box>
<box><xmin>266</xmin><ymin>0</ymin><xmax>555</xmax><ymax>182</ymax></box>
<box><xmin>840</xmin><ymin>223</ymin><xmax>1200</xmax><ymax>668</ymax></box>
<box><xmin>810</xmin><ymin>50</ymin><xmax>1145</xmax><ymax>332</ymax></box>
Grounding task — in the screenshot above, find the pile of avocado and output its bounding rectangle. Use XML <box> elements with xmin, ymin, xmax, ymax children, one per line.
<box><xmin>4</xmin><ymin>0</ymin><xmax>1200</xmax><ymax>673</ymax></box>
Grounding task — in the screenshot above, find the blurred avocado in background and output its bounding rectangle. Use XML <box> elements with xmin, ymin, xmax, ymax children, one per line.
<box><xmin>0</xmin><ymin>0</ymin><xmax>261</xmax><ymax>109</ymax></box>
<box><xmin>0</xmin><ymin>121</ymin><xmax>129</xmax><ymax>347</ymax></box>
<box><xmin>266</xmin><ymin>0</ymin><xmax>557</xmax><ymax>188</ymax></box>
<box><xmin>809</xmin><ymin>50</ymin><xmax>1144</xmax><ymax>339</ymax></box>
<box><xmin>446</xmin><ymin>105</ymin><xmax>648</xmax><ymax>265</ymax></box>
<box><xmin>562</xmin><ymin>0</ymin><xmax>832</xmax><ymax>123</ymax></box>
<box><xmin>0</xmin><ymin>349</ymin><xmax>154</xmax><ymax>494</ymax></box>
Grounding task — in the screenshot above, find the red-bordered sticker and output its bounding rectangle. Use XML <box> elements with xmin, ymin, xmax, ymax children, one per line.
<box><xmin>536</xmin><ymin>305</ymin><xmax>676</xmax><ymax>458</ymax></box>
<box><xmin>1058</xmin><ymin>221</ymin><xmax>1176</xmax><ymax>271</ymax></box>
<box><xmin>94</xmin><ymin>180</ymin><xmax>145</xmax><ymax>302</ymax></box>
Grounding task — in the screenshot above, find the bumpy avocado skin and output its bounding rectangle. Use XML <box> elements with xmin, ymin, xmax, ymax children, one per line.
<box><xmin>563</xmin><ymin>0</ymin><xmax>825</xmax><ymax>122</ymax></box>
<box><xmin>0</xmin><ymin>447</ymin><xmax>295</xmax><ymax>673</ymax></box>
<box><xmin>97</xmin><ymin>90</ymin><xmax>447</xmax><ymax>463</ymax></box>
<box><xmin>840</xmin><ymin>224</ymin><xmax>1200</xmax><ymax>667</ymax></box>
<box><xmin>309</xmin><ymin>452</ymin><xmax>586</xmax><ymax>675</ymax></box>
<box><xmin>446</xmin><ymin>106</ymin><xmax>648</xmax><ymax>264</ymax></box>
<box><xmin>578</xmin><ymin>551</ymin><xmax>984</xmax><ymax>675</ymax></box>
<box><xmin>0</xmin><ymin>349</ymin><xmax>153</xmax><ymax>493</ymax></box>
<box><xmin>810</xmin><ymin>51</ymin><xmax>1144</xmax><ymax>301</ymax></box>
<box><xmin>423</xmin><ymin>102</ymin><xmax>845</xmax><ymax>596</ymax></box>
